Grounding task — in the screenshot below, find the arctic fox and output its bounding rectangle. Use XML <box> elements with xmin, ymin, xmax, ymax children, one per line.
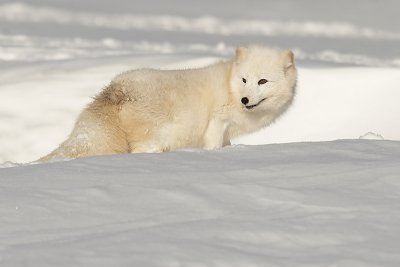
<box><xmin>41</xmin><ymin>45</ymin><xmax>297</xmax><ymax>161</ymax></box>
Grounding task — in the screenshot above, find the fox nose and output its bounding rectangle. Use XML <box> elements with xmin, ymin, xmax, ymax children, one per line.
<box><xmin>241</xmin><ymin>97</ymin><xmax>249</xmax><ymax>105</ymax></box>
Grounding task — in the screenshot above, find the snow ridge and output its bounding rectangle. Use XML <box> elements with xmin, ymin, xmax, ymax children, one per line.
<box><xmin>1</xmin><ymin>3</ymin><xmax>400</xmax><ymax>40</ymax></box>
<box><xmin>1</xmin><ymin>34</ymin><xmax>400</xmax><ymax>67</ymax></box>
<box><xmin>1</xmin><ymin>140</ymin><xmax>400</xmax><ymax>266</ymax></box>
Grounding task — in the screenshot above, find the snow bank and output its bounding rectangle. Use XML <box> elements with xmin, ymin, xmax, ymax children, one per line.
<box><xmin>1</xmin><ymin>140</ymin><xmax>400</xmax><ymax>266</ymax></box>
<box><xmin>3</xmin><ymin>3</ymin><xmax>400</xmax><ymax>40</ymax></box>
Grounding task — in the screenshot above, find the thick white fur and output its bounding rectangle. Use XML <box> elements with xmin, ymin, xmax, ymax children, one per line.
<box><xmin>41</xmin><ymin>45</ymin><xmax>297</xmax><ymax>161</ymax></box>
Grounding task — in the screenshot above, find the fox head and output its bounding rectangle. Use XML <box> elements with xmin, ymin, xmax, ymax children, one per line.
<box><xmin>230</xmin><ymin>46</ymin><xmax>297</xmax><ymax>115</ymax></box>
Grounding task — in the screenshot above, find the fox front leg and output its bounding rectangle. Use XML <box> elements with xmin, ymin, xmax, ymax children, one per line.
<box><xmin>203</xmin><ymin>119</ymin><xmax>228</xmax><ymax>150</ymax></box>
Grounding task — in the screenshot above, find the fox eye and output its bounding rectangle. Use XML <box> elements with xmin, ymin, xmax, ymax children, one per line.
<box><xmin>258</xmin><ymin>79</ymin><xmax>268</xmax><ymax>85</ymax></box>
<box><xmin>242</xmin><ymin>78</ymin><xmax>246</xmax><ymax>83</ymax></box>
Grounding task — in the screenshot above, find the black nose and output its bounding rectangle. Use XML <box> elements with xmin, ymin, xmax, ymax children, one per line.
<box><xmin>241</xmin><ymin>97</ymin><xmax>249</xmax><ymax>105</ymax></box>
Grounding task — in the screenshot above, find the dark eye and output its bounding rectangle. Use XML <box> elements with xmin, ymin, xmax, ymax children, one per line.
<box><xmin>242</xmin><ymin>78</ymin><xmax>246</xmax><ymax>83</ymax></box>
<box><xmin>258</xmin><ymin>79</ymin><xmax>268</xmax><ymax>85</ymax></box>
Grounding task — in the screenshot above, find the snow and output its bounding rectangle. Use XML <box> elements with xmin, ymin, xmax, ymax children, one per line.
<box><xmin>3</xmin><ymin>2</ymin><xmax>400</xmax><ymax>40</ymax></box>
<box><xmin>1</xmin><ymin>0</ymin><xmax>400</xmax><ymax>266</ymax></box>
<box><xmin>359</xmin><ymin>132</ymin><xmax>385</xmax><ymax>140</ymax></box>
<box><xmin>1</xmin><ymin>140</ymin><xmax>400</xmax><ymax>266</ymax></box>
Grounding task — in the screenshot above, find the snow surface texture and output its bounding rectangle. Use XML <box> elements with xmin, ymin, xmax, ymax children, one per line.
<box><xmin>1</xmin><ymin>1</ymin><xmax>400</xmax><ymax>163</ymax></box>
<box><xmin>1</xmin><ymin>140</ymin><xmax>400</xmax><ymax>267</ymax></box>
<box><xmin>1</xmin><ymin>1</ymin><xmax>400</xmax><ymax>266</ymax></box>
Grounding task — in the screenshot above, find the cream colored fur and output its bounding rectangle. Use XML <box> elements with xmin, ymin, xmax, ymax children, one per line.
<box><xmin>40</xmin><ymin>45</ymin><xmax>297</xmax><ymax>161</ymax></box>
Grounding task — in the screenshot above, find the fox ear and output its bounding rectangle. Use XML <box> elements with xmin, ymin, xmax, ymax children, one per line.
<box><xmin>235</xmin><ymin>47</ymin><xmax>248</xmax><ymax>63</ymax></box>
<box><xmin>282</xmin><ymin>50</ymin><xmax>295</xmax><ymax>70</ymax></box>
